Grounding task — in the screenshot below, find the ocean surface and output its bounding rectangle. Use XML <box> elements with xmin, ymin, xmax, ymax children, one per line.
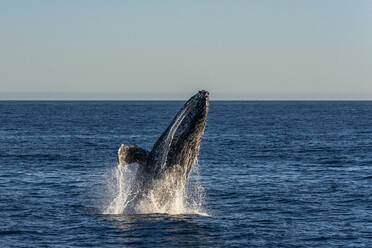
<box><xmin>1</xmin><ymin>101</ymin><xmax>372</xmax><ymax>247</ymax></box>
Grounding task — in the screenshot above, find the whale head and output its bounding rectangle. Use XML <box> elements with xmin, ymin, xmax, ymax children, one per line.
<box><xmin>145</xmin><ymin>90</ymin><xmax>209</xmax><ymax>182</ymax></box>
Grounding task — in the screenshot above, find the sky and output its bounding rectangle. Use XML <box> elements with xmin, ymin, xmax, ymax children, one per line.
<box><xmin>1</xmin><ymin>0</ymin><xmax>372</xmax><ymax>100</ymax></box>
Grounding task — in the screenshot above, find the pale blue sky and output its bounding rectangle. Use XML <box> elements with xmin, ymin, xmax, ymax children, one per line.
<box><xmin>1</xmin><ymin>0</ymin><xmax>371</xmax><ymax>100</ymax></box>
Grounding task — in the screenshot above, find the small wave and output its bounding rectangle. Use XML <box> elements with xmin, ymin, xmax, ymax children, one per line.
<box><xmin>1</xmin><ymin>153</ymin><xmax>65</xmax><ymax>161</ymax></box>
<box><xmin>0</xmin><ymin>230</ymin><xmax>23</xmax><ymax>235</ymax></box>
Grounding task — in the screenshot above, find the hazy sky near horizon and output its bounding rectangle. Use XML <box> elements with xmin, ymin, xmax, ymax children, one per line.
<box><xmin>1</xmin><ymin>0</ymin><xmax>372</xmax><ymax>100</ymax></box>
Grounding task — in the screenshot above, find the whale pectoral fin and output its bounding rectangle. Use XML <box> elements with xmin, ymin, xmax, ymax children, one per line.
<box><xmin>118</xmin><ymin>144</ymin><xmax>149</xmax><ymax>165</ymax></box>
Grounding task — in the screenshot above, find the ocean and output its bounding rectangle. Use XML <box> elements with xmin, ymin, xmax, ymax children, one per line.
<box><xmin>0</xmin><ymin>101</ymin><xmax>371</xmax><ymax>247</ymax></box>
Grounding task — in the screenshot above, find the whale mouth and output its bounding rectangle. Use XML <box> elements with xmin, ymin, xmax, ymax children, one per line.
<box><xmin>184</xmin><ymin>90</ymin><xmax>209</xmax><ymax>117</ymax></box>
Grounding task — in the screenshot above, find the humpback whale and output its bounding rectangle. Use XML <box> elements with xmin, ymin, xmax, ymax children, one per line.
<box><xmin>117</xmin><ymin>90</ymin><xmax>209</xmax><ymax>212</ymax></box>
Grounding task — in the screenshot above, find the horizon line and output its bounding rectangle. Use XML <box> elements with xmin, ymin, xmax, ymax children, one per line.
<box><xmin>1</xmin><ymin>92</ymin><xmax>372</xmax><ymax>101</ymax></box>
<box><xmin>0</xmin><ymin>99</ymin><xmax>372</xmax><ymax>102</ymax></box>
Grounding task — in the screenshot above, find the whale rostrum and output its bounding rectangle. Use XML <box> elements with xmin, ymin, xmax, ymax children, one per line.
<box><xmin>117</xmin><ymin>90</ymin><xmax>209</xmax><ymax>212</ymax></box>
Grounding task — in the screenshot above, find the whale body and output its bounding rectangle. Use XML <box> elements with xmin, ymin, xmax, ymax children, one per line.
<box><xmin>117</xmin><ymin>90</ymin><xmax>209</xmax><ymax>212</ymax></box>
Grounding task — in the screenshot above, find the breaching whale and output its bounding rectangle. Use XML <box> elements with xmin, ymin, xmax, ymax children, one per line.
<box><xmin>117</xmin><ymin>90</ymin><xmax>209</xmax><ymax>212</ymax></box>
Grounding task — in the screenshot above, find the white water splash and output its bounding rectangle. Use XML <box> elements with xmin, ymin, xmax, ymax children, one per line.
<box><xmin>103</xmin><ymin>160</ymin><xmax>208</xmax><ymax>216</ymax></box>
<box><xmin>103</xmin><ymin>163</ymin><xmax>137</xmax><ymax>214</ymax></box>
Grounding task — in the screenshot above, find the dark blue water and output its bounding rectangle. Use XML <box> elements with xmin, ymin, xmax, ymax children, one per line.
<box><xmin>1</xmin><ymin>101</ymin><xmax>372</xmax><ymax>247</ymax></box>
